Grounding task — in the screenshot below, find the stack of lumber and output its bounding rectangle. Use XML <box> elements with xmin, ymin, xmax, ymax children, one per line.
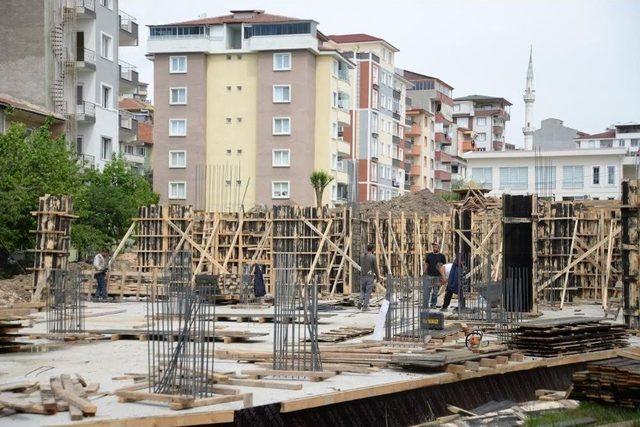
<box><xmin>0</xmin><ymin>374</ymin><xmax>99</xmax><ymax>421</ymax></box>
<box><xmin>509</xmin><ymin>317</ymin><xmax>628</xmax><ymax>357</ymax></box>
<box><xmin>0</xmin><ymin>308</ymin><xmax>34</xmax><ymax>354</ymax></box>
<box><xmin>572</xmin><ymin>355</ymin><xmax>640</xmax><ymax>408</ymax></box>
<box><xmin>389</xmin><ymin>346</ymin><xmax>515</xmax><ymax>372</ymax></box>
<box><xmin>314</xmin><ymin>326</ymin><xmax>374</xmax><ymax>343</ymax></box>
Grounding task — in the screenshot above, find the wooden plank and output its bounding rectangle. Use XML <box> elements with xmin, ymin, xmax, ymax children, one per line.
<box><xmin>48</xmin><ymin>410</ymin><xmax>235</xmax><ymax>426</ymax></box>
<box><xmin>221</xmin><ymin>378</ymin><xmax>303</xmax><ymax>391</ymax></box>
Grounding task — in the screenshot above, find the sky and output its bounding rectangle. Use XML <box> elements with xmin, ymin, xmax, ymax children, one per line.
<box><xmin>119</xmin><ymin>0</ymin><xmax>640</xmax><ymax>148</ymax></box>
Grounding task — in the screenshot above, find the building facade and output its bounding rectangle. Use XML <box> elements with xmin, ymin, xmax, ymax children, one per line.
<box><xmin>148</xmin><ymin>10</ymin><xmax>355</xmax><ymax>208</ymax></box>
<box><xmin>575</xmin><ymin>123</ymin><xmax>640</xmax><ymax>180</ymax></box>
<box><xmin>465</xmin><ymin>148</ymin><xmax>626</xmax><ymax>200</ymax></box>
<box><xmin>404</xmin><ymin>108</ymin><xmax>435</xmax><ymax>192</ymax></box>
<box><xmin>533</xmin><ymin>118</ymin><xmax>582</xmax><ymax>150</ymax></box>
<box><xmin>453</xmin><ymin>95</ymin><xmax>512</xmax><ymax>151</ymax></box>
<box><xmin>0</xmin><ymin>0</ymin><xmax>139</xmax><ymax>170</ymax></box>
<box><xmin>325</xmin><ymin>34</ymin><xmax>409</xmax><ymax>202</ymax></box>
<box><xmin>119</xmin><ymin>96</ymin><xmax>153</xmax><ymax>175</ymax></box>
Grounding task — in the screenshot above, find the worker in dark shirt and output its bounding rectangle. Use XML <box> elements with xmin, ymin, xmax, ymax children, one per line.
<box><xmin>360</xmin><ymin>243</ymin><xmax>380</xmax><ymax>311</ymax></box>
<box><xmin>423</xmin><ymin>242</ymin><xmax>446</xmax><ymax>309</ymax></box>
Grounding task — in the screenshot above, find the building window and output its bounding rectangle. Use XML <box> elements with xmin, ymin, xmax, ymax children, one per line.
<box><xmin>476</xmin><ymin>133</ymin><xmax>486</xmax><ymax>142</ymax></box>
<box><xmin>169</xmin><ymin>56</ymin><xmax>187</xmax><ymax>73</ymax></box>
<box><xmin>607</xmin><ymin>165</ymin><xmax>615</xmax><ymax>185</ymax></box>
<box><xmin>170</xmin><ymin>87</ymin><xmax>187</xmax><ymax>105</ymax></box>
<box><xmin>169</xmin><ymin>150</ymin><xmax>186</xmax><ymax>168</ymax></box>
<box><xmin>535</xmin><ymin>166</ymin><xmax>556</xmax><ymax>190</ymax></box>
<box><xmin>100</xmin><ymin>33</ymin><xmax>113</xmax><ymax>60</ymax></box>
<box><xmin>593</xmin><ymin>166</ymin><xmax>600</xmax><ymax>185</ymax></box>
<box><xmin>169</xmin><ymin>119</ymin><xmax>187</xmax><ymax>136</ymax></box>
<box><xmin>453</xmin><ymin>104</ymin><xmax>461</xmax><ymax>112</ymax></box>
<box><xmin>101</xmin><ymin>84</ymin><xmax>112</xmax><ymax>109</ymax></box>
<box><xmin>99</xmin><ymin>0</ymin><xmax>113</xmax><ymax>9</ymax></box>
<box><xmin>370</xmin><ymin>163</ymin><xmax>377</xmax><ymax>180</ymax></box>
<box><xmin>631</xmin><ymin>139</ymin><xmax>639</xmax><ymax>147</ymax></box>
<box><xmin>477</xmin><ymin>117</ymin><xmax>486</xmax><ymax>126</ymax></box>
<box><xmin>499</xmin><ymin>167</ymin><xmax>528</xmax><ymax>190</ymax></box>
<box><xmin>562</xmin><ymin>165</ymin><xmax>584</xmax><ymax>189</ymax></box>
<box><xmin>273</xmin><ymin>85</ymin><xmax>291</xmax><ymax>103</ymax></box>
<box><xmin>273</xmin><ymin>117</ymin><xmax>291</xmax><ymax>135</ymax></box>
<box><xmin>76</xmin><ymin>136</ymin><xmax>83</xmax><ymax>154</ymax></box>
<box><xmin>272</xmin><ymin>181</ymin><xmax>290</xmax><ymax>199</ymax></box>
<box><xmin>331</xmin><ymin>154</ymin><xmax>338</xmax><ymax>170</ymax></box>
<box><xmin>372</xmin><ymin>65</ymin><xmax>379</xmax><ymax>85</ymax></box>
<box><xmin>471</xmin><ymin>167</ymin><xmax>493</xmax><ymax>189</ymax></box>
<box><xmin>272</xmin><ymin>149</ymin><xmax>290</xmax><ymax>167</ymax></box>
<box><xmin>273</xmin><ymin>52</ymin><xmax>291</xmax><ymax>71</ymax></box>
<box><xmin>100</xmin><ymin>137</ymin><xmax>112</xmax><ymax>160</ymax></box>
<box><xmin>169</xmin><ymin>182</ymin><xmax>187</xmax><ymax>200</ymax></box>
<box><xmin>371</xmin><ymin>89</ymin><xmax>379</xmax><ymax>109</ymax></box>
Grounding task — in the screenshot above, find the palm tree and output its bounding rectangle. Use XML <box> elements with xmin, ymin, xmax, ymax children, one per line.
<box><xmin>309</xmin><ymin>170</ymin><xmax>334</xmax><ymax>208</ymax></box>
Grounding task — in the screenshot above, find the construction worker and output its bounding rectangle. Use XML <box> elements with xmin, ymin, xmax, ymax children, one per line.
<box><xmin>360</xmin><ymin>243</ymin><xmax>380</xmax><ymax>311</ymax></box>
<box><xmin>423</xmin><ymin>242</ymin><xmax>446</xmax><ymax>309</ymax></box>
<box><xmin>93</xmin><ymin>249</ymin><xmax>109</xmax><ymax>301</ymax></box>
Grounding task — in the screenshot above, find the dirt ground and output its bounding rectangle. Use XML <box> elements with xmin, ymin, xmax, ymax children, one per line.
<box><xmin>358</xmin><ymin>188</ymin><xmax>451</xmax><ymax>217</ymax></box>
<box><xmin>0</xmin><ymin>273</ymin><xmax>32</xmax><ymax>305</ymax></box>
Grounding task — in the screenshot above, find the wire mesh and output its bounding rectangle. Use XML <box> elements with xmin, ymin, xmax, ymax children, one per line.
<box><xmin>272</xmin><ymin>253</ymin><xmax>322</xmax><ymax>371</ymax></box>
<box><xmin>46</xmin><ymin>269</ymin><xmax>85</xmax><ymax>335</ymax></box>
<box><xmin>147</xmin><ymin>251</ymin><xmax>217</xmax><ymax>398</ymax></box>
<box><xmin>384</xmin><ymin>275</ymin><xmax>426</xmax><ymax>341</ymax></box>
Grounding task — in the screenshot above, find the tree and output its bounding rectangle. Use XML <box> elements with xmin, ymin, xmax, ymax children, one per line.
<box><xmin>73</xmin><ymin>157</ymin><xmax>158</xmax><ymax>257</ymax></box>
<box><xmin>0</xmin><ymin>120</ymin><xmax>81</xmax><ymax>253</ymax></box>
<box><xmin>309</xmin><ymin>170</ymin><xmax>334</xmax><ymax>208</ymax></box>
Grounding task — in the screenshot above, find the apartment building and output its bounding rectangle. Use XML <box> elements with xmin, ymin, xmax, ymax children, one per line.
<box><xmin>119</xmin><ymin>96</ymin><xmax>154</xmax><ymax>175</ymax></box>
<box><xmin>148</xmin><ymin>10</ymin><xmax>355</xmax><ymax>208</ymax></box>
<box><xmin>400</xmin><ymin>70</ymin><xmax>456</xmax><ymax>192</ymax></box>
<box><xmin>404</xmin><ymin>108</ymin><xmax>435</xmax><ymax>192</ymax></box>
<box><xmin>0</xmin><ymin>0</ymin><xmax>139</xmax><ymax>170</ymax></box>
<box><xmin>0</xmin><ymin>93</ymin><xmax>66</xmax><ymax>135</ymax></box>
<box><xmin>453</xmin><ymin>95</ymin><xmax>512</xmax><ymax>151</ymax></box>
<box><xmin>575</xmin><ymin>123</ymin><xmax>640</xmax><ymax>180</ymax></box>
<box><xmin>325</xmin><ymin>34</ymin><xmax>409</xmax><ymax>202</ymax></box>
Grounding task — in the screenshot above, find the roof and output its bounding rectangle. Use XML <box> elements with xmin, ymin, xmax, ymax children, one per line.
<box><xmin>164</xmin><ymin>10</ymin><xmax>309</xmax><ymax>26</ymax></box>
<box><xmin>576</xmin><ymin>129</ymin><xmax>615</xmax><ymax>140</ymax></box>
<box><xmin>454</xmin><ymin>95</ymin><xmax>513</xmax><ymax>106</ymax></box>
<box><xmin>401</xmin><ymin>69</ymin><xmax>454</xmax><ymax>90</ymax></box>
<box><xmin>0</xmin><ymin>93</ymin><xmax>65</xmax><ymax>121</ymax></box>
<box><xmin>137</xmin><ymin>122</ymin><xmax>153</xmax><ymax>145</ymax></box>
<box><xmin>463</xmin><ymin>147</ymin><xmax>626</xmax><ymax>159</ymax></box>
<box><xmin>327</xmin><ymin>33</ymin><xmax>399</xmax><ymax>52</ymax></box>
<box><xmin>119</xmin><ymin>98</ymin><xmax>153</xmax><ymax>111</ymax></box>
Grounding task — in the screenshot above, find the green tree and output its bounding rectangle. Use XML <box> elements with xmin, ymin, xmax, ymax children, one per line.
<box><xmin>73</xmin><ymin>157</ymin><xmax>158</xmax><ymax>256</ymax></box>
<box><xmin>0</xmin><ymin>121</ymin><xmax>81</xmax><ymax>252</ymax></box>
<box><xmin>309</xmin><ymin>170</ymin><xmax>334</xmax><ymax>208</ymax></box>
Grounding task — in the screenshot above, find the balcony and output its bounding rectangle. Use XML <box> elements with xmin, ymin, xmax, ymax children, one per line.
<box><xmin>124</xmin><ymin>152</ymin><xmax>145</xmax><ymax>165</ymax></box>
<box><xmin>435</xmin><ymin>132</ymin><xmax>452</xmax><ymax>145</ymax></box>
<box><xmin>435</xmin><ymin>150</ymin><xmax>452</xmax><ymax>163</ymax></box>
<box><xmin>75</xmin><ymin>0</ymin><xmax>95</xmax><ymax>19</ymax></box>
<box><xmin>406</xmin><ymin>122</ymin><xmax>421</xmax><ymax>136</ymax></box>
<box><xmin>409</xmin><ymin>165</ymin><xmax>421</xmax><ymax>176</ymax></box>
<box><xmin>476</xmin><ymin>108</ymin><xmax>510</xmax><ymax>121</ymax></box>
<box><xmin>119</xmin><ymin>10</ymin><xmax>138</xmax><ymax>46</ymax></box>
<box><xmin>391</xmin><ymin>180</ymin><xmax>400</xmax><ymax>188</ymax></box>
<box><xmin>392</xmin><ymin>158</ymin><xmax>403</xmax><ymax>168</ymax></box>
<box><xmin>76</xmin><ymin>48</ymin><xmax>96</xmax><ymax>71</ymax></box>
<box><xmin>392</xmin><ymin>89</ymin><xmax>401</xmax><ymax>100</ymax></box>
<box><xmin>435</xmin><ymin>169</ymin><xmax>451</xmax><ymax>182</ymax></box>
<box><xmin>119</xmin><ymin>60</ymin><xmax>139</xmax><ymax>95</ymax></box>
<box><xmin>493</xmin><ymin>125</ymin><xmax>504</xmax><ymax>135</ymax></box>
<box><xmin>411</xmin><ymin>144</ymin><xmax>422</xmax><ymax>156</ymax></box>
<box><xmin>76</xmin><ymin>153</ymin><xmax>95</xmax><ymax>169</ymax></box>
<box><xmin>336</xmin><ymin>139</ymin><xmax>351</xmax><ymax>157</ymax></box>
<box><xmin>392</xmin><ymin>135</ymin><xmax>402</xmax><ymax>145</ymax></box>
<box><xmin>75</xmin><ymin>101</ymin><xmax>96</xmax><ymax>123</ymax></box>
<box><xmin>119</xmin><ymin>110</ymin><xmax>138</xmax><ymax>141</ymax></box>
<box><xmin>392</xmin><ymin>111</ymin><xmax>401</xmax><ymax>121</ymax></box>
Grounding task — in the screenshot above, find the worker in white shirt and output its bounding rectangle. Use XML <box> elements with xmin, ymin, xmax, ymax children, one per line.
<box><xmin>93</xmin><ymin>250</ymin><xmax>109</xmax><ymax>301</ymax></box>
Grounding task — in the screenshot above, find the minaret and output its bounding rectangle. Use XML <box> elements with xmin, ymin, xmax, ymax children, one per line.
<box><xmin>523</xmin><ymin>46</ymin><xmax>535</xmax><ymax>150</ymax></box>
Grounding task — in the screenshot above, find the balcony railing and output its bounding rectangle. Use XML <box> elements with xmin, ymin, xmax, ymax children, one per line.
<box><xmin>435</xmin><ymin>150</ymin><xmax>452</xmax><ymax>163</ymax></box>
<box><xmin>393</xmin><ymin>89</ymin><xmax>401</xmax><ymax>100</ymax></box>
<box><xmin>119</xmin><ymin>60</ymin><xmax>137</xmax><ymax>81</ymax></box>
<box><xmin>76</xmin><ymin>153</ymin><xmax>95</xmax><ymax>169</ymax></box>
<box><xmin>119</xmin><ymin>10</ymin><xmax>137</xmax><ymax>33</ymax></box>
<box><xmin>76</xmin><ymin>101</ymin><xmax>96</xmax><ymax>121</ymax></box>
<box><xmin>119</xmin><ymin>110</ymin><xmax>133</xmax><ymax>129</ymax></box>
<box><xmin>77</xmin><ymin>48</ymin><xmax>96</xmax><ymax>65</ymax></box>
<box><xmin>75</xmin><ymin>0</ymin><xmax>95</xmax><ymax>11</ymax></box>
<box><xmin>392</xmin><ymin>111</ymin><xmax>401</xmax><ymax>121</ymax></box>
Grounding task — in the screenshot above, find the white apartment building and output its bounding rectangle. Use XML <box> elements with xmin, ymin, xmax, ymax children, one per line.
<box><xmin>453</xmin><ymin>95</ymin><xmax>513</xmax><ymax>151</ymax></box>
<box><xmin>575</xmin><ymin>123</ymin><xmax>640</xmax><ymax>180</ymax></box>
<box><xmin>464</xmin><ymin>149</ymin><xmax>626</xmax><ymax>200</ymax></box>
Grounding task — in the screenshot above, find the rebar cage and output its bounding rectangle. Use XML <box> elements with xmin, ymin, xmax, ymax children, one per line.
<box><xmin>272</xmin><ymin>253</ymin><xmax>322</xmax><ymax>371</ymax></box>
<box><xmin>46</xmin><ymin>269</ymin><xmax>85</xmax><ymax>335</ymax></box>
<box><xmin>385</xmin><ymin>275</ymin><xmax>427</xmax><ymax>341</ymax></box>
<box><xmin>147</xmin><ymin>251</ymin><xmax>217</xmax><ymax>398</ymax></box>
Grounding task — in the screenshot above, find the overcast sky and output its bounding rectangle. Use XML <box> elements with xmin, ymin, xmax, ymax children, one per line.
<box><xmin>119</xmin><ymin>0</ymin><xmax>639</xmax><ymax>147</ymax></box>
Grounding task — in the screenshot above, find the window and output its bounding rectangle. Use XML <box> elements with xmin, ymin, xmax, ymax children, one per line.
<box><xmin>273</xmin><ymin>85</ymin><xmax>291</xmax><ymax>103</ymax></box>
<box><xmin>101</xmin><ymin>84</ymin><xmax>112</xmax><ymax>109</ymax></box>
<box><xmin>99</xmin><ymin>0</ymin><xmax>113</xmax><ymax>8</ymax></box>
<box><xmin>331</xmin><ymin>154</ymin><xmax>338</xmax><ymax>171</ymax></box>
<box><xmin>272</xmin><ymin>181</ymin><xmax>290</xmax><ymax>199</ymax></box>
<box><xmin>562</xmin><ymin>166</ymin><xmax>584</xmax><ymax>189</ymax></box>
<box><xmin>331</xmin><ymin>123</ymin><xmax>338</xmax><ymax>139</ymax></box>
<box><xmin>471</xmin><ymin>167</ymin><xmax>493</xmax><ymax>188</ymax></box>
<box><xmin>245</xmin><ymin>23</ymin><xmax>311</xmax><ymax>38</ymax></box>
<box><xmin>535</xmin><ymin>166</ymin><xmax>556</xmax><ymax>190</ymax></box>
<box><xmin>273</xmin><ymin>117</ymin><xmax>291</xmax><ymax>135</ymax></box>
<box><xmin>371</xmin><ymin>113</ymin><xmax>379</xmax><ymax>133</ymax></box>
<box><xmin>272</xmin><ymin>149</ymin><xmax>290</xmax><ymax>167</ymax></box>
<box><xmin>273</xmin><ymin>52</ymin><xmax>291</xmax><ymax>71</ymax></box>
<box><xmin>477</xmin><ymin>117</ymin><xmax>486</xmax><ymax>126</ymax></box>
<box><xmin>170</xmin><ymin>87</ymin><xmax>187</xmax><ymax>105</ymax></box>
<box><xmin>100</xmin><ymin>33</ymin><xmax>112</xmax><ymax>60</ymax></box>
<box><xmin>600</xmin><ymin>139</ymin><xmax>613</xmax><ymax>148</ymax></box>
<box><xmin>169</xmin><ymin>182</ymin><xmax>187</xmax><ymax>200</ymax></box>
<box><xmin>607</xmin><ymin>166</ymin><xmax>615</xmax><ymax>185</ymax></box>
<box><xmin>593</xmin><ymin>166</ymin><xmax>600</xmax><ymax>185</ymax></box>
<box><xmin>170</xmin><ymin>56</ymin><xmax>187</xmax><ymax>73</ymax></box>
<box><xmin>371</xmin><ymin>89</ymin><xmax>379</xmax><ymax>109</ymax></box>
<box><xmin>169</xmin><ymin>119</ymin><xmax>187</xmax><ymax>136</ymax></box>
<box><xmin>332</xmin><ymin>60</ymin><xmax>339</xmax><ymax>76</ymax></box>
<box><xmin>499</xmin><ymin>167</ymin><xmax>528</xmax><ymax>190</ymax></box>
<box><xmin>372</xmin><ymin>65</ymin><xmax>379</xmax><ymax>85</ymax></box>
<box><xmin>453</xmin><ymin>104</ymin><xmax>461</xmax><ymax>112</ymax></box>
<box><xmin>370</xmin><ymin>163</ymin><xmax>377</xmax><ymax>180</ymax></box>
<box><xmin>477</xmin><ymin>133</ymin><xmax>486</xmax><ymax>142</ymax></box>
<box><xmin>76</xmin><ymin>136</ymin><xmax>83</xmax><ymax>154</ymax></box>
<box><xmin>169</xmin><ymin>151</ymin><xmax>186</xmax><ymax>168</ymax></box>
<box><xmin>100</xmin><ymin>137</ymin><xmax>112</xmax><ymax>160</ymax></box>
<box><xmin>631</xmin><ymin>139</ymin><xmax>639</xmax><ymax>147</ymax></box>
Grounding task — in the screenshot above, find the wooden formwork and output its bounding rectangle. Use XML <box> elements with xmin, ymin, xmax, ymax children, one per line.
<box><xmin>621</xmin><ymin>180</ymin><xmax>640</xmax><ymax>328</ymax></box>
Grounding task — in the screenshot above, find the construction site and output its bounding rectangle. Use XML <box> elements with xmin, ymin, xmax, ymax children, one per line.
<box><xmin>0</xmin><ymin>182</ymin><xmax>638</xmax><ymax>427</ymax></box>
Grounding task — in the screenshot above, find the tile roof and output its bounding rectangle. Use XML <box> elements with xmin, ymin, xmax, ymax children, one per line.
<box><xmin>402</xmin><ymin>69</ymin><xmax>454</xmax><ymax>90</ymax></box>
<box><xmin>0</xmin><ymin>93</ymin><xmax>65</xmax><ymax>120</ymax></box>
<box><xmin>167</xmin><ymin>10</ymin><xmax>307</xmax><ymax>26</ymax></box>
<box><xmin>576</xmin><ymin>129</ymin><xmax>615</xmax><ymax>139</ymax></box>
<box><xmin>327</xmin><ymin>33</ymin><xmax>399</xmax><ymax>51</ymax></box>
<box><xmin>137</xmin><ymin>122</ymin><xmax>153</xmax><ymax>145</ymax></box>
<box><xmin>119</xmin><ymin>98</ymin><xmax>152</xmax><ymax>111</ymax></box>
<box><xmin>454</xmin><ymin>94</ymin><xmax>512</xmax><ymax>106</ymax></box>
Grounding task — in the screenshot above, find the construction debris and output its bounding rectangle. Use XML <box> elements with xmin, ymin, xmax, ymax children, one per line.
<box><xmin>572</xmin><ymin>355</ymin><xmax>640</xmax><ymax>408</ymax></box>
<box><xmin>358</xmin><ymin>188</ymin><xmax>451</xmax><ymax>217</ymax></box>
